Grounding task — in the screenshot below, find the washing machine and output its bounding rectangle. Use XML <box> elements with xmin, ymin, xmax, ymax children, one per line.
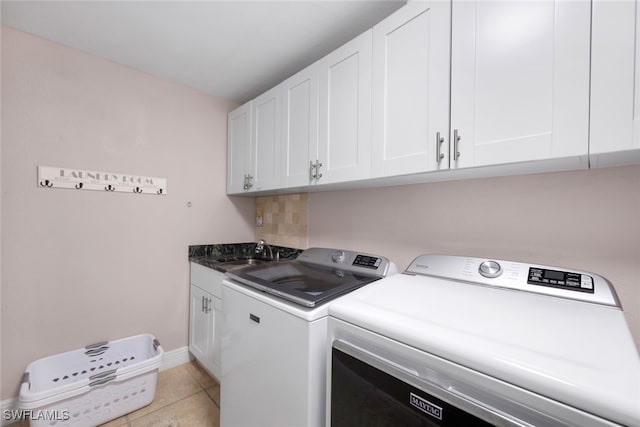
<box><xmin>221</xmin><ymin>247</ymin><xmax>397</xmax><ymax>427</ymax></box>
<box><xmin>327</xmin><ymin>255</ymin><xmax>640</xmax><ymax>426</ymax></box>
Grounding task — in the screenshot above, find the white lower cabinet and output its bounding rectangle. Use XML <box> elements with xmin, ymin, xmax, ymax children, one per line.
<box><xmin>189</xmin><ymin>263</ymin><xmax>223</xmax><ymax>380</ymax></box>
<box><xmin>590</xmin><ymin>0</ymin><xmax>640</xmax><ymax>167</ymax></box>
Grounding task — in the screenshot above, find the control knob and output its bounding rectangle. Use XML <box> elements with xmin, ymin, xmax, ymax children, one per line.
<box><xmin>332</xmin><ymin>250</ymin><xmax>346</xmax><ymax>263</ymax></box>
<box><xmin>479</xmin><ymin>260</ymin><xmax>502</xmax><ymax>278</ymax></box>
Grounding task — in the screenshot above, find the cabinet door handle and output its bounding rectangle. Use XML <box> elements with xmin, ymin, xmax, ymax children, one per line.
<box><xmin>243</xmin><ymin>174</ymin><xmax>248</xmax><ymax>190</ymax></box>
<box><xmin>309</xmin><ymin>160</ymin><xmax>316</xmax><ymax>182</ymax></box>
<box><xmin>249</xmin><ymin>313</ymin><xmax>260</xmax><ymax>324</ymax></box>
<box><xmin>436</xmin><ymin>132</ymin><xmax>445</xmax><ymax>163</ymax></box>
<box><xmin>246</xmin><ymin>174</ymin><xmax>253</xmax><ymax>189</ymax></box>
<box><xmin>315</xmin><ymin>160</ymin><xmax>323</xmax><ymax>181</ymax></box>
<box><xmin>207</xmin><ymin>298</ymin><xmax>212</xmax><ymax>313</ymax></box>
<box><xmin>201</xmin><ymin>295</ymin><xmax>206</xmax><ymax>313</ymax></box>
<box><xmin>453</xmin><ymin>129</ymin><xmax>461</xmax><ymax>161</ymax></box>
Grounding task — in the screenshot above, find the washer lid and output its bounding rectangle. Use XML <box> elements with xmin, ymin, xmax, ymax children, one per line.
<box><xmin>227</xmin><ymin>260</ymin><xmax>380</xmax><ymax>307</ymax></box>
<box><xmin>329</xmin><ymin>257</ymin><xmax>640</xmax><ymax>427</ymax></box>
<box><xmin>227</xmin><ymin>247</ymin><xmax>396</xmax><ymax>308</ymax></box>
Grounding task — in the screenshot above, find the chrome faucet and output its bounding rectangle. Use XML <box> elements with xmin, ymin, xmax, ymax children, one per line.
<box><xmin>255</xmin><ymin>239</ymin><xmax>274</xmax><ymax>259</ymax></box>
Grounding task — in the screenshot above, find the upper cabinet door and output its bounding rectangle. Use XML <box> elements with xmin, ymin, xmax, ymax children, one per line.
<box><xmin>282</xmin><ymin>62</ymin><xmax>319</xmax><ymax>187</ymax></box>
<box><xmin>590</xmin><ymin>0</ymin><xmax>640</xmax><ymax>167</ymax></box>
<box><xmin>450</xmin><ymin>0</ymin><xmax>591</xmax><ymax>169</ymax></box>
<box><xmin>371</xmin><ymin>2</ymin><xmax>451</xmax><ymax>178</ymax></box>
<box><xmin>227</xmin><ymin>101</ymin><xmax>252</xmax><ymax>194</ymax></box>
<box><xmin>252</xmin><ymin>85</ymin><xmax>282</xmax><ymax>191</ymax></box>
<box><xmin>318</xmin><ymin>30</ymin><xmax>372</xmax><ymax>184</ymax></box>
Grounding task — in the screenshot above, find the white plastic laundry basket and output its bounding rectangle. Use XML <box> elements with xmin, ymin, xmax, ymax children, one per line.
<box><xmin>18</xmin><ymin>334</ymin><xmax>163</xmax><ymax>427</ymax></box>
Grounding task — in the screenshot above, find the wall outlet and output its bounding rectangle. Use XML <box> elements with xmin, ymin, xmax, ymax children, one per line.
<box><xmin>256</xmin><ymin>208</ymin><xmax>263</xmax><ymax>227</ymax></box>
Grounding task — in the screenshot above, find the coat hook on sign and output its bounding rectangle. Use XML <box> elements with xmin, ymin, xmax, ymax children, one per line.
<box><xmin>105</xmin><ymin>185</ymin><xmax>115</xmax><ymax>192</ymax></box>
<box><xmin>75</xmin><ymin>183</ymin><xmax>83</xmax><ymax>189</ymax></box>
<box><xmin>133</xmin><ymin>187</ymin><xmax>143</xmax><ymax>194</ymax></box>
<box><xmin>39</xmin><ymin>180</ymin><xmax>53</xmax><ymax>188</ymax></box>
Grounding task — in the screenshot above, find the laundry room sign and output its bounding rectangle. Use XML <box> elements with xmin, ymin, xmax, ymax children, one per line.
<box><xmin>37</xmin><ymin>165</ymin><xmax>167</xmax><ymax>195</ymax></box>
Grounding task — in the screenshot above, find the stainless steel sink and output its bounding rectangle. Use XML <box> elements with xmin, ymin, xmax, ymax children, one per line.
<box><xmin>216</xmin><ymin>258</ymin><xmax>270</xmax><ymax>272</ymax></box>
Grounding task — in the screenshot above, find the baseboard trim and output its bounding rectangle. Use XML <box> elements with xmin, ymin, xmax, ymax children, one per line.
<box><xmin>160</xmin><ymin>345</ymin><xmax>193</xmax><ymax>372</ymax></box>
<box><xmin>0</xmin><ymin>346</ymin><xmax>192</xmax><ymax>426</ymax></box>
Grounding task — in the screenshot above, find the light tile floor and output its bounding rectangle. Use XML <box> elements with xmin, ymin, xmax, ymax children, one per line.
<box><xmin>8</xmin><ymin>361</ymin><xmax>220</xmax><ymax>427</ymax></box>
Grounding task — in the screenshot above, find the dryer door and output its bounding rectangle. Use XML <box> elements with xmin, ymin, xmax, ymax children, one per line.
<box><xmin>329</xmin><ymin>338</ymin><xmax>583</xmax><ymax>427</ymax></box>
<box><xmin>331</xmin><ymin>345</ymin><xmax>496</xmax><ymax>427</ymax></box>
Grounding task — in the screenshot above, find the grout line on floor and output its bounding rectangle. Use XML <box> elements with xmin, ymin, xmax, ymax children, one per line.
<box><xmin>102</xmin><ymin>362</ymin><xmax>219</xmax><ymax>426</ymax></box>
<box><xmin>204</xmin><ymin>390</ymin><xmax>219</xmax><ymax>408</ymax></box>
<box><xmin>186</xmin><ymin>368</ymin><xmax>206</xmax><ymax>387</ymax></box>
<box><xmin>131</xmin><ymin>387</ymin><xmax>205</xmax><ymax>422</ymax></box>
<box><xmin>185</xmin><ymin>361</ymin><xmax>219</xmax><ymax>388</ymax></box>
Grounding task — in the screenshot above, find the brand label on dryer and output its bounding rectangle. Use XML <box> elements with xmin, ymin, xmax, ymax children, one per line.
<box><xmin>409</xmin><ymin>392</ymin><xmax>442</xmax><ymax>420</ymax></box>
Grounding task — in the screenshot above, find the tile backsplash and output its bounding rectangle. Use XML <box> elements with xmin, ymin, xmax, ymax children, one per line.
<box><xmin>255</xmin><ymin>193</ymin><xmax>308</xmax><ymax>249</ymax></box>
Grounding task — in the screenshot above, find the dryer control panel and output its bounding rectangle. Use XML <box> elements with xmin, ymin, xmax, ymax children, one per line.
<box><xmin>405</xmin><ymin>255</ymin><xmax>619</xmax><ymax>307</ymax></box>
<box><xmin>527</xmin><ymin>267</ymin><xmax>594</xmax><ymax>293</ymax></box>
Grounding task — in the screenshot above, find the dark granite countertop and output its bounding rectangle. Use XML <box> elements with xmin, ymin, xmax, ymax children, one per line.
<box><xmin>189</xmin><ymin>242</ymin><xmax>303</xmax><ymax>273</ymax></box>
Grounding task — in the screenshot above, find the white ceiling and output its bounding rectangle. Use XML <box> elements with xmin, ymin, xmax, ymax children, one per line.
<box><xmin>1</xmin><ymin>1</ymin><xmax>406</xmax><ymax>103</ymax></box>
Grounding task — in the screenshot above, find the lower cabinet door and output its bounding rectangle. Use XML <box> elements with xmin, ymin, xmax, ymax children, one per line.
<box><xmin>209</xmin><ymin>295</ymin><xmax>222</xmax><ymax>379</ymax></box>
<box><xmin>189</xmin><ymin>285</ymin><xmax>210</xmax><ymax>365</ymax></box>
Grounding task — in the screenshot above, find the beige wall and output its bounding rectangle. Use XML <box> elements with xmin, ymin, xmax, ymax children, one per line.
<box><xmin>0</xmin><ymin>27</ymin><xmax>255</xmax><ymax>400</ymax></box>
<box><xmin>308</xmin><ymin>166</ymin><xmax>640</xmax><ymax>348</ymax></box>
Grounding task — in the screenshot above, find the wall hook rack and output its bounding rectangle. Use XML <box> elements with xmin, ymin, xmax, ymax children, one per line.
<box><xmin>37</xmin><ymin>166</ymin><xmax>167</xmax><ymax>196</ymax></box>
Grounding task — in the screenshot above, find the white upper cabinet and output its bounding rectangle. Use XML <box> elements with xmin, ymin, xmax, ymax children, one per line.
<box><xmin>317</xmin><ymin>30</ymin><xmax>372</xmax><ymax>184</ymax></box>
<box><xmin>227</xmin><ymin>1</ymin><xmax>609</xmax><ymax>195</ymax></box>
<box><xmin>450</xmin><ymin>0</ymin><xmax>591</xmax><ymax>169</ymax></box>
<box><xmin>251</xmin><ymin>85</ymin><xmax>283</xmax><ymax>191</ymax></box>
<box><xmin>590</xmin><ymin>0</ymin><xmax>640</xmax><ymax>167</ymax></box>
<box><xmin>371</xmin><ymin>2</ymin><xmax>451</xmax><ymax>178</ymax></box>
<box><xmin>282</xmin><ymin>62</ymin><xmax>319</xmax><ymax>187</ymax></box>
<box><xmin>227</xmin><ymin>101</ymin><xmax>252</xmax><ymax>194</ymax></box>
